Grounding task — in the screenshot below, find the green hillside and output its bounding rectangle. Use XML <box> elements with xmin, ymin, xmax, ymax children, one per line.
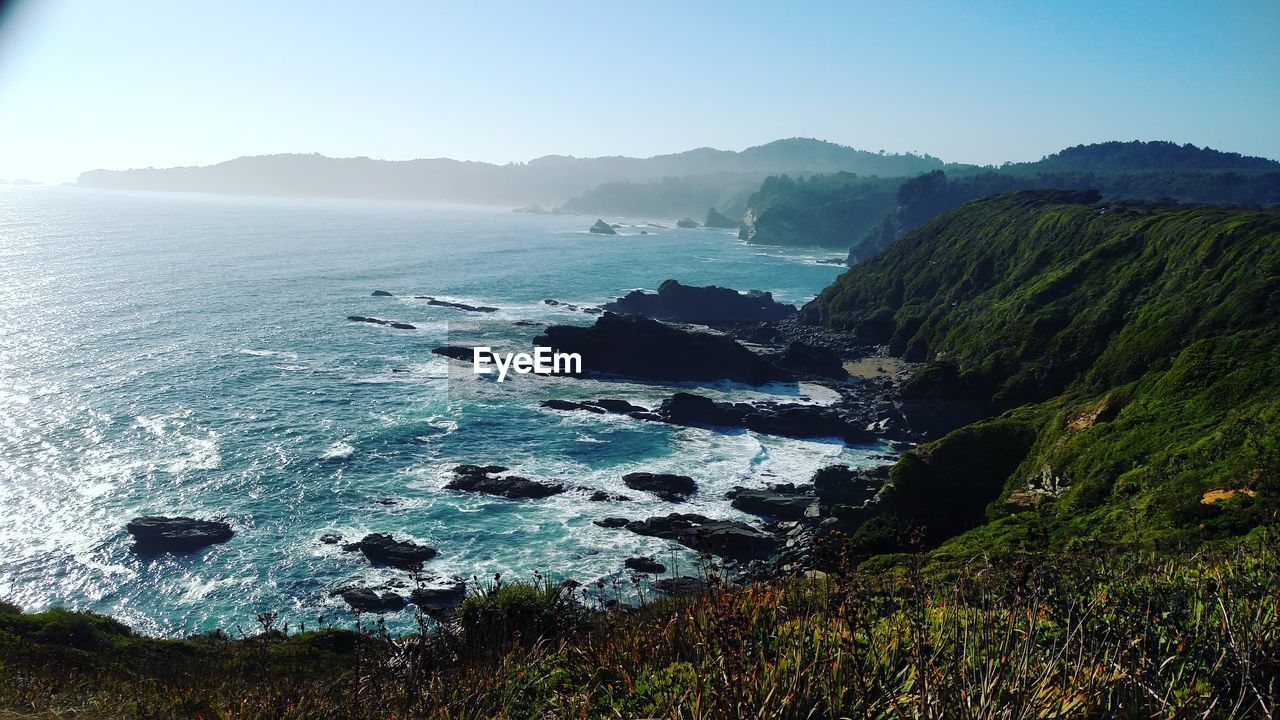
<box><xmin>805</xmin><ymin>191</ymin><xmax>1280</xmax><ymax>555</ymax></box>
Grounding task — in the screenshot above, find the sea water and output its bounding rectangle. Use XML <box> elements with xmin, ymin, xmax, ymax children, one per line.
<box><xmin>0</xmin><ymin>187</ymin><xmax>887</xmax><ymax>635</ymax></box>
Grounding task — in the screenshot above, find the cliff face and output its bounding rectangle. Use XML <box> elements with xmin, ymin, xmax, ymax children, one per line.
<box><xmin>806</xmin><ymin>190</ymin><xmax>1280</xmax><ymax>554</ymax></box>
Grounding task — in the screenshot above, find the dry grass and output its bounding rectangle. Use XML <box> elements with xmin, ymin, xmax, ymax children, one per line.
<box><xmin>1</xmin><ymin>532</ymin><xmax>1276</xmax><ymax>719</ymax></box>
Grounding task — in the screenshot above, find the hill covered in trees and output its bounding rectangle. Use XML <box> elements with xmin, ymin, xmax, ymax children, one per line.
<box><xmin>805</xmin><ymin>190</ymin><xmax>1279</xmax><ymax>556</ymax></box>
<box><xmin>735</xmin><ymin>141</ymin><xmax>1280</xmax><ymax>257</ymax></box>
<box><xmin>75</xmin><ymin>138</ymin><xmax>943</xmax><ymax>208</ymax></box>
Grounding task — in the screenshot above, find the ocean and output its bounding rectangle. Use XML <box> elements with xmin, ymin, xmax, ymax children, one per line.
<box><xmin>0</xmin><ymin>186</ymin><xmax>887</xmax><ymax>635</ymax></box>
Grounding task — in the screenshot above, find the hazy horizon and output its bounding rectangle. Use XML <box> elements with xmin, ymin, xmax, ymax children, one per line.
<box><xmin>0</xmin><ymin>0</ymin><xmax>1277</xmax><ymax>184</ymax></box>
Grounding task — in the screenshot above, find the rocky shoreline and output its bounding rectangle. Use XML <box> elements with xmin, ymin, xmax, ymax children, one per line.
<box><xmin>132</xmin><ymin>280</ymin><xmax>927</xmax><ymax>614</ymax></box>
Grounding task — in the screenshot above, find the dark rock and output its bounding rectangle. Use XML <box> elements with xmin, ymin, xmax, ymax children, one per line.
<box><xmin>343</xmin><ymin>533</ymin><xmax>438</xmax><ymax>570</ymax></box>
<box><xmin>897</xmin><ymin>361</ymin><xmax>992</xmax><ymax>438</ymax></box>
<box><xmin>338</xmin><ymin>587</ymin><xmax>406</xmax><ymax>613</ymax></box>
<box><xmin>622</xmin><ymin>472</ymin><xmax>696</xmax><ymax>502</ymax></box>
<box><xmin>415</xmin><ymin>296</ymin><xmax>498</xmax><ymax>313</ymax></box>
<box><xmin>543</xmin><ymin>299</ymin><xmax>561</xmax><ymax>306</ymax></box>
<box><xmin>535</xmin><ymin>313</ymin><xmax>788</xmax><ymax>385</ymax></box>
<box><xmin>588</xmin><ymin>490</ymin><xmax>631</xmax><ymax>502</ymax></box>
<box><xmin>593</xmin><ymin>517</ymin><xmax>630</xmax><ymax>528</ymax></box>
<box><xmin>603</xmin><ymin>279</ymin><xmax>796</xmax><ymax>324</ymax></box>
<box><xmin>744</xmin><ymin>324</ymin><xmax>783</xmax><ymax>344</ymax></box>
<box><xmin>582</xmin><ymin>307</ymin><xmax>603</xmax><ymax>315</ymax></box>
<box><xmin>371</xmin><ymin>290</ymin><xmax>394</xmax><ymax>297</ymax></box>
<box><xmin>432</xmin><ymin>346</ymin><xmax>474</xmax><ymax>361</ymax></box>
<box><xmin>126</xmin><ymin>516</ymin><xmax>234</xmax><ymax>552</ymax></box>
<box><xmin>810</xmin><ymin>464</ymin><xmax>887</xmax><ymax>506</ymax></box>
<box><xmin>730</xmin><ymin>489</ymin><xmax>817</xmax><ymax>520</ymax></box>
<box><xmin>589</xmin><ymin>219</ymin><xmax>617</xmax><ymax>235</ymax></box>
<box><xmin>348</xmin><ymin>315</ymin><xmax>389</xmax><ymax>325</ymax></box>
<box><xmin>410</xmin><ymin>581</ymin><xmax>466</xmax><ymax>610</ymax></box>
<box><xmin>676</xmin><ymin>218</ymin><xmax>700</xmax><ymax>229</ymax></box>
<box><xmin>455</xmin><ymin>464</ymin><xmax>509</xmax><ymax>475</ymax></box>
<box><xmin>542</xmin><ymin>397</ymin><xmax>649</xmax><ymax>415</ymax></box>
<box><xmin>657</xmin><ymin>392</ymin><xmax>747</xmax><ymax>426</ymax></box>
<box><xmin>655</xmin><ymin>392</ymin><xmax>877</xmax><ymax>443</ymax></box>
<box><xmin>624</xmin><ymin>557</ymin><xmax>666</xmax><ymax>574</ymax></box>
<box><xmin>541</xmin><ymin>399</ymin><xmax>606</xmax><ymax>413</ymax></box>
<box><xmin>624</xmin><ymin>513</ymin><xmax>780</xmax><ymax>560</ymax></box>
<box><xmin>319</xmin><ymin>533</ymin><xmax>343</xmax><ymax>545</ymax></box>
<box><xmin>389</xmin><ymin>322</ymin><xmax>416</xmax><ymax>330</ymax></box>
<box><xmin>514</xmin><ymin>320</ymin><xmax>544</xmax><ymax>327</ymax></box>
<box><xmin>654</xmin><ymin>576</ymin><xmax>708</xmax><ymax>595</ymax></box>
<box><xmin>445</xmin><ymin>465</ymin><xmax>564</xmax><ymax>499</ymax></box>
<box><xmin>704</xmin><ymin>208</ymin><xmax>739</xmax><ymax>229</ymax></box>
<box><xmin>591</xmin><ymin>398</ymin><xmax>648</xmax><ymax>414</ymax></box>
<box><xmin>777</xmin><ymin>341</ymin><xmax>847</xmax><ymax>379</ymax></box>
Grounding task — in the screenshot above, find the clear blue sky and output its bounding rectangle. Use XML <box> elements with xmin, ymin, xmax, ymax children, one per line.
<box><xmin>0</xmin><ymin>0</ymin><xmax>1276</xmax><ymax>183</ymax></box>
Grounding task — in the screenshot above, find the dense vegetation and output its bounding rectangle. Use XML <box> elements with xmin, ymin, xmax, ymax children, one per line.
<box><xmin>556</xmin><ymin>173</ymin><xmax>761</xmax><ymax>219</ymax></box>
<box><xmin>2</xmin><ymin>537</ymin><xmax>1275</xmax><ymax>718</ymax></box>
<box><xmin>807</xmin><ymin>191</ymin><xmax>1280</xmax><ymax>556</ymax></box>
<box><xmin>737</xmin><ymin>172</ymin><xmax>904</xmax><ymax>247</ymax></box>
<box><xmin>735</xmin><ymin>142</ymin><xmax>1280</xmax><ymax>259</ymax></box>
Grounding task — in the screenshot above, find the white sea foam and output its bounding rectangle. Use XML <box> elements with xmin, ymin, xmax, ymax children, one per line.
<box><xmin>319</xmin><ymin>442</ymin><xmax>355</xmax><ymax>461</ymax></box>
<box><xmin>237</xmin><ymin>348</ymin><xmax>299</xmax><ymax>360</ymax></box>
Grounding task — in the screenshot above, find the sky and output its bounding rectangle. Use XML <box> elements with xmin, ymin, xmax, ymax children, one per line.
<box><xmin>0</xmin><ymin>0</ymin><xmax>1276</xmax><ymax>183</ymax></box>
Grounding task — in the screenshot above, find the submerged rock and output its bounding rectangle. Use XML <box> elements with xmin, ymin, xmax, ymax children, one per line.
<box><xmin>624</xmin><ymin>557</ymin><xmax>666</xmax><ymax>574</ymax></box>
<box><xmin>535</xmin><ymin>313</ymin><xmax>789</xmax><ymax>385</ymax></box>
<box><xmin>541</xmin><ymin>399</ymin><xmax>606</xmax><ymax>413</ymax></box>
<box><xmin>349</xmin><ymin>315</ymin><xmax>414</xmax><ymax>329</ymax></box>
<box><xmin>622</xmin><ymin>472</ymin><xmax>696</xmax><ymax>502</ymax></box>
<box><xmin>371</xmin><ymin>290</ymin><xmax>394</xmax><ymax>297</ymax></box>
<box><xmin>603</xmin><ymin>279</ymin><xmax>796</xmax><ymax>324</ymax></box>
<box><xmin>432</xmin><ymin>346</ymin><xmax>474</xmax><ymax>361</ymax></box>
<box><xmin>540</xmin><ymin>398</ymin><xmax>650</xmax><ymax>415</ymax></box>
<box><xmin>343</xmin><ymin>533</ymin><xmax>438</xmax><ymax>570</ymax></box>
<box><xmin>126</xmin><ymin>516</ymin><xmax>234</xmax><ymax>552</ymax></box>
<box><xmin>444</xmin><ymin>464</ymin><xmax>564</xmax><ymax>499</ymax></box>
<box><xmin>337</xmin><ymin>587</ymin><xmax>406</xmax><ymax>613</ymax></box>
<box><xmin>415</xmin><ymin>296</ymin><xmax>498</xmax><ymax>313</ymax></box>
<box><xmin>589</xmin><ymin>219</ymin><xmax>617</xmax><ymax>235</ymax></box>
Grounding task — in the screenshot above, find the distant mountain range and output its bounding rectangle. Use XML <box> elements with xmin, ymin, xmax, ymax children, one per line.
<box><xmin>75</xmin><ymin>138</ymin><xmax>944</xmax><ymax>207</ymax></box>
<box><xmin>736</xmin><ymin>141</ymin><xmax>1280</xmax><ymax>256</ymax></box>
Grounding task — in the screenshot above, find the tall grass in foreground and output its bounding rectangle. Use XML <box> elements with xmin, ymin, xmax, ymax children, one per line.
<box><xmin>1</xmin><ymin>533</ymin><xmax>1276</xmax><ymax>718</ymax></box>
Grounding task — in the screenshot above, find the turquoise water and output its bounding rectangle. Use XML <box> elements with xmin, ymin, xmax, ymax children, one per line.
<box><xmin>0</xmin><ymin>187</ymin><xmax>883</xmax><ymax>635</ymax></box>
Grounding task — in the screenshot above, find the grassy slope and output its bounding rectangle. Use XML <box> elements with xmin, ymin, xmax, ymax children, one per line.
<box><xmin>2</xmin><ymin>541</ymin><xmax>1277</xmax><ymax>718</ymax></box>
<box><xmin>806</xmin><ymin>191</ymin><xmax>1280</xmax><ymax>556</ymax></box>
